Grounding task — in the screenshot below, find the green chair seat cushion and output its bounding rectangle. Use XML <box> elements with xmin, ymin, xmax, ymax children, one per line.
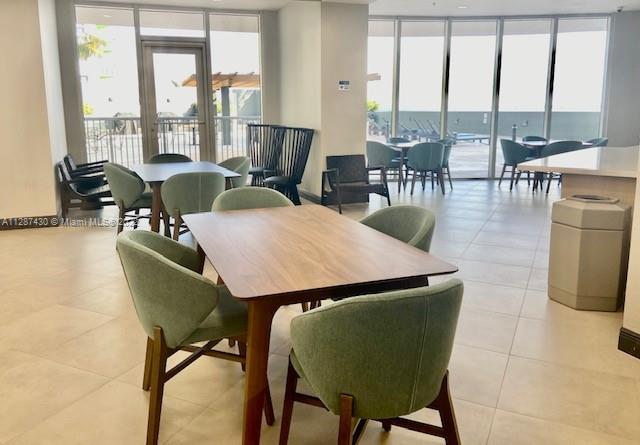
<box><xmin>130</xmin><ymin>192</ymin><xmax>152</xmax><ymax>209</ymax></box>
<box><xmin>181</xmin><ymin>286</ymin><xmax>248</xmax><ymax>345</ymax></box>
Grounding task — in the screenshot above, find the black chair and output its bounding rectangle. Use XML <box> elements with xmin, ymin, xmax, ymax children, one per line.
<box><xmin>264</xmin><ymin>127</ymin><xmax>315</xmax><ymax>205</ymax></box>
<box><xmin>247</xmin><ymin>124</ymin><xmax>285</xmax><ymax>186</ymax></box>
<box><xmin>63</xmin><ymin>154</ymin><xmax>107</xmax><ymax>189</ymax></box>
<box><xmin>149</xmin><ymin>153</ymin><xmax>192</xmax><ymax>163</ymax></box>
<box><xmin>57</xmin><ymin>162</ymin><xmax>114</xmax><ymax>218</ymax></box>
<box><xmin>321</xmin><ymin>154</ymin><xmax>391</xmax><ymax>214</ymax></box>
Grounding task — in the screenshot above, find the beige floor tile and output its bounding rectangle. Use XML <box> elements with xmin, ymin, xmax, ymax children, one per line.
<box><xmin>511</xmin><ymin>316</ymin><xmax>640</xmax><ymax>379</ymax></box>
<box><xmin>455</xmin><ymin>259</ymin><xmax>531</xmax><ymax>289</ymax></box>
<box><xmin>38</xmin><ymin>317</ymin><xmax>147</xmax><ymax>378</ymax></box>
<box><xmin>429</xmin><ymin>239</ymin><xmax>469</xmax><ymax>259</ymax></box>
<box><xmin>0</xmin><ymin>350</ymin><xmax>107</xmax><ymax>443</ymax></box>
<box><xmin>498</xmin><ymin>356</ymin><xmax>640</xmax><ymax>440</ymax></box>
<box><xmin>462</xmin><ymin>244</ymin><xmax>535</xmax><ymax>268</ymax></box>
<box><xmin>519</xmin><ymin>289</ymin><xmax>623</xmax><ymax>323</ymax></box>
<box><xmin>473</xmin><ymin>231</ymin><xmax>539</xmax><ymax>250</ymax></box>
<box><xmin>461</xmin><ymin>281</ymin><xmax>525</xmax><ymax>316</ymax></box>
<box><xmin>488</xmin><ymin>409</ymin><xmax>637</xmax><ymax>445</ymax></box>
<box><xmin>0</xmin><ymin>305</ymin><xmax>113</xmax><ymax>354</ymax></box>
<box><xmin>455</xmin><ymin>308</ymin><xmax>518</xmax><ymax>354</ymax></box>
<box><xmin>449</xmin><ymin>344</ymin><xmax>509</xmax><ymax>407</ymax></box>
<box><xmin>8</xmin><ymin>381</ymin><xmax>205</xmax><ymax>445</ymax></box>
<box><xmin>60</xmin><ymin>285</ymin><xmax>137</xmax><ymax>318</ymax></box>
<box><xmin>527</xmin><ymin>267</ymin><xmax>548</xmax><ymax>291</ymax></box>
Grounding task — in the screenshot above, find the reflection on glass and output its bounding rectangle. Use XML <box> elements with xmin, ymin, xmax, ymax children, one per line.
<box><xmin>447</xmin><ymin>20</ymin><xmax>497</xmax><ymax>178</ymax></box>
<box><xmin>551</xmin><ymin>18</ymin><xmax>608</xmax><ymax>141</ymax></box>
<box><xmin>367</xmin><ymin>20</ymin><xmax>394</xmax><ymax>143</ymax></box>
<box><xmin>210</xmin><ymin>14</ymin><xmax>261</xmax><ymax>160</ymax></box>
<box><xmin>497</xmin><ymin>19</ymin><xmax>551</xmax><ymax>170</ymax></box>
<box><xmin>75</xmin><ymin>6</ymin><xmax>143</xmax><ymax>165</ymax></box>
<box><xmin>398</xmin><ymin>21</ymin><xmax>445</xmax><ymax>142</ymax></box>
<box><xmin>140</xmin><ymin>10</ymin><xmax>205</xmax><ymax>37</ymax></box>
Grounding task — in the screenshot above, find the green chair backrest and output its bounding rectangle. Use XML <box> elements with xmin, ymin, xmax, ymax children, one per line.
<box><xmin>437</xmin><ymin>139</ymin><xmax>453</xmax><ymax>167</ymax></box>
<box><xmin>161</xmin><ymin>172</ymin><xmax>226</xmax><ymax>217</ymax></box>
<box><xmin>586</xmin><ymin>137</ymin><xmax>608</xmax><ymax>147</ymax></box>
<box><xmin>360</xmin><ymin>205</ymin><xmax>436</xmax><ymax>252</ymax></box>
<box><xmin>116</xmin><ymin>231</ymin><xmax>219</xmax><ymax>349</ymax></box>
<box><xmin>219</xmin><ymin>156</ymin><xmax>251</xmax><ymax>188</ymax></box>
<box><xmin>407</xmin><ymin>142</ymin><xmax>444</xmax><ymax>171</ymax></box>
<box><xmin>149</xmin><ymin>153</ymin><xmax>192</xmax><ymax>163</ymax></box>
<box><xmin>541</xmin><ymin>140</ymin><xmax>584</xmax><ymax>158</ymax></box>
<box><xmin>104</xmin><ymin>163</ymin><xmax>146</xmax><ymax>208</ymax></box>
<box><xmin>212</xmin><ymin>187</ymin><xmax>293</xmax><ymax>211</ymax></box>
<box><xmin>522</xmin><ymin>135</ymin><xmax>548</xmax><ymax>143</ymax></box>
<box><xmin>290</xmin><ymin>279</ymin><xmax>464</xmax><ymax>419</ymax></box>
<box><xmin>500</xmin><ymin>139</ymin><xmax>531</xmax><ymax>166</ymax></box>
<box><xmin>366</xmin><ymin>141</ymin><xmax>398</xmax><ymax>168</ymax></box>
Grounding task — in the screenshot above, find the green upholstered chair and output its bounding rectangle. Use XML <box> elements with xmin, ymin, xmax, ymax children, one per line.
<box><xmin>406</xmin><ymin>142</ymin><xmax>446</xmax><ymax>195</ymax></box>
<box><xmin>499</xmin><ymin>139</ymin><xmax>535</xmax><ymax>191</ymax></box>
<box><xmin>437</xmin><ymin>138</ymin><xmax>454</xmax><ymax>190</ymax></box>
<box><xmin>360</xmin><ymin>205</ymin><xmax>436</xmax><ymax>252</ymax></box>
<box><xmin>104</xmin><ymin>163</ymin><xmax>152</xmax><ymax>233</ymax></box>
<box><xmin>149</xmin><ymin>153</ymin><xmax>192</xmax><ymax>163</ymax></box>
<box><xmin>540</xmin><ymin>140</ymin><xmax>585</xmax><ymax>194</ymax></box>
<box><xmin>219</xmin><ymin>156</ymin><xmax>251</xmax><ymax>189</ymax></box>
<box><xmin>116</xmin><ymin>231</ymin><xmax>274</xmax><ymax>445</ymax></box>
<box><xmin>366</xmin><ymin>141</ymin><xmax>404</xmax><ymax>192</ymax></box>
<box><xmin>211</xmin><ymin>186</ymin><xmax>293</xmax><ymax>212</ymax></box>
<box><xmin>586</xmin><ymin>137</ymin><xmax>609</xmax><ymax>147</ymax></box>
<box><xmin>161</xmin><ymin>172</ymin><xmax>226</xmax><ymax>240</ymax></box>
<box><xmin>279</xmin><ymin>279</ymin><xmax>464</xmax><ymax>445</ymax></box>
<box><xmin>522</xmin><ymin>135</ymin><xmax>548</xmax><ymax>143</ymax></box>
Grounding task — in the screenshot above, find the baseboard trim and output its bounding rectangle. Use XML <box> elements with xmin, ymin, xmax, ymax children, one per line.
<box><xmin>299</xmin><ymin>190</ymin><xmax>321</xmax><ymax>204</ymax></box>
<box><xmin>618</xmin><ymin>328</ymin><xmax>640</xmax><ymax>360</ymax></box>
<box><xmin>0</xmin><ymin>215</ymin><xmax>60</xmax><ymax>230</ymax></box>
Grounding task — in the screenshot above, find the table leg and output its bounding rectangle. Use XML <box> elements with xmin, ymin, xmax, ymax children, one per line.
<box><xmin>242</xmin><ymin>300</ymin><xmax>278</xmax><ymax>445</ymax></box>
<box><xmin>150</xmin><ymin>182</ymin><xmax>162</xmax><ymax>233</ymax></box>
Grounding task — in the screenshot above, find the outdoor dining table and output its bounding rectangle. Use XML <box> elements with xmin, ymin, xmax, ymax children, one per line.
<box><xmin>183</xmin><ymin>205</ymin><xmax>458</xmax><ymax>445</ymax></box>
<box><xmin>389</xmin><ymin>141</ymin><xmax>420</xmax><ymax>188</ymax></box>
<box><xmin>131</xmin><ymin>161</ymin><xmax>240</xmax><ymax>233</ymax></box>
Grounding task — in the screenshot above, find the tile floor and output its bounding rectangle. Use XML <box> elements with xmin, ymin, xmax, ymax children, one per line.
<box><xmin>1</xmin><ymin>180</ymin><xmax>639</xmax><ymax>444</ymax></box>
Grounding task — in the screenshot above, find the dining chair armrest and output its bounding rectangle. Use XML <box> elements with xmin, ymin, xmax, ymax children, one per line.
<box><xmin>322</xmin><ymin>168</ymin><xmax>340</xmax><ymax>190</ymax></box>
<box><xmin>264</xmin><ymin>169</ymin><xmax>277</xmax><ymax>179</ymax></box>
<box><xmin>79</xmin><ymin>159</ymin><xmax>108</xmax><ymax>167</ymax></box>
<box><xmin>126</xmin><ymin>231</ymin><xmax>202</xmax><ymax>273</ymax></box>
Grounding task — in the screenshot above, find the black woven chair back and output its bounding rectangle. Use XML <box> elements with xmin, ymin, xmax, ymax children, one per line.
<box><xmin>326</xmin><ymin>155</ymin><xmax>368</xmax><ymax>183</ymax></box>
<box><xmin>247</xmin><ymin>124</ymin><xmax>285</xmax><ymax>184</ymax></box>
<box><xmin>275</xmin><ymin>127</ymin><xmax>315</xmax><ymax>184</ymax></box>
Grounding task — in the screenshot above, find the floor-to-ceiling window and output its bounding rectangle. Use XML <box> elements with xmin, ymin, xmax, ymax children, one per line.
<box><xmin>209</xmin><ymin>14</ymin><xmax>262</xmax><ymax>161</ymax></box>
<box><xmin>496</xmin><ymin>19</ymin><xmax>552</xmax><ymax>170</ymax></box>
<box><xmin>551</xmin><ymin>18</ymin><xmax>608</xmax><ymax>141</ymax></box>
<box><xmin>398</xmin><ymin>21</ymin><xmax>445</xmax><ymax>142</ymax></box>
<box><xmin>75</xmin><ymin>6</ymin><xmax>142</xmax><ymax>165</ymax></box>
<box><xmin>447</xmin><ymin>20</ymin><xmax>497</xmax><ymax>178</ymax></box>
<box><xmin>367</xmin><ymin>15</ymin><xmax>610</xmax><ymax>179</ymax></box>
<box><xmin>367</xmin><ymin>20</ymin><xmax>395</xmax><ymax>143</ymax></box>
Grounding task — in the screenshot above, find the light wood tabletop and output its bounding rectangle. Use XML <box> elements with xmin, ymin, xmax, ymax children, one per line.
<box><xmin>130</xmin><ymin>161</ymin><xmax>240</xmax><ymax>233</ymax></box>
<box><xmin>183</xmin><ymin>204</ymin><xmax>458</xmax><ymax>445</ymax></box>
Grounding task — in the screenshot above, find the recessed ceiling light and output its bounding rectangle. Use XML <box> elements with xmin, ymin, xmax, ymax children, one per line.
<box><xmin>103</xmin><ymin>14</ymin><xmax>112</xmax><ymax>18</ymax></box>
<box><xmin>458</xmin><ymin>5</ymin><xmax>468</xmax><ymax>9</ymax></box>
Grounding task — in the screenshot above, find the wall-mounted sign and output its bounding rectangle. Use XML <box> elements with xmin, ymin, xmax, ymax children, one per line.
<box><xmin>338</xmin><ymin>80</ymin><xmax>350</xmax><ymax>91</ymax></box>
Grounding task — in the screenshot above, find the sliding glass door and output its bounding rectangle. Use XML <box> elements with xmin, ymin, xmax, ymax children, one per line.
<box><xmin>367</xmin><ymin>20</ymin><xmax>395</xmax><ymax>143</ymax></box>
<box><xmin>398</xmin><ymin>21</ymin><xmax>445</xmax><ymax>142</ymax></box>
<box><xmin>496</xmin><ymin>19</ymin><xmax>552</xmax><ymax>170</ymax></box>
<box><xmin>447</xmin><ymin>20</ymin><xmax>497</xmax><ymax>178</ymax></box>
<box><xmin>551</xmin><ymin>18</ymin><xmax>608</xmax><ymax>140</ymax></box>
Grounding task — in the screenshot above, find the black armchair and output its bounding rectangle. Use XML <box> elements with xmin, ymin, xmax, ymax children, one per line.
<box><xmin>57</xmin><ymin>162</ymin><xmax>114</xmax><ymax>218</ymax></box>
<box><xmin>321</xmin><ymin>154</ymin><xmax>391</xmax><ymax>214</ymax></box>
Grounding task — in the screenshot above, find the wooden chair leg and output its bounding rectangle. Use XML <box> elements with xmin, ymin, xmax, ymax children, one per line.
<box><xmin>264</xmin><ymin>381</ymin><xmax>276</xmax><ymax>426</ymax></box>
<box><xmin>446</xmin><ymin>167</ymin><xmax>453</xmax><ymax>190</ymax></box>
<box><xmin>238</xmin><ymin>341</ymin><xmax>247</xmax><ymax>372</ymax></box>
<box><xmin>338</xmin><ymin>394</ymin><xmax>355</xmax><ymax>445</ymax></box>
<box><xmin>433</xmin><ymin>373</ymin><xmax>460</xmax><ymax>445</ymax></box>
<box><xmin>546</xmin><ymin>173</ymin><xmax>553</xmax><ymax>194</ymax></box>
<box><xmin>438</xmin><ymin>168</ymin><xmax>445</xmax><ymax>195</ymax></box>
<box><xmin>133</xmin><ymin>209</ymin><xmax>140</xmax><ymax>229</ymax></box>
<box><xmin>381</xmin><ymin>419</ymin><xmax>392</xmax><ymax>432</ymax></box>
<box><xmin>147</xmin><ymin>327</ymin><xmax>168</xmax><ymax>445</ymax></box>
<box><xmin>410</xmin><ymin>169</ymin><xmax>417</xmax><ymax>195</ymax></box>
<box><xmin>429</xmin><ymin>170</ymin><xmax>434</xmax><ymax>190</ymax></box>
<box><xmin>162</xmin><ymin>205</ymin><xmax>171</xmax><ymax>238</ymax></box>
<box><xmin>279</xmin><ymin>361</ymin><xmax>299</xmax><ymax>445</ymax></box>
<box><xmin>336</xmin><ymin>187</ymin><xmax>343</xmax><ymax>214</ymax></box>
<box><xmin>117</xmin><ymin>204</ymin><xmax>125</xmax><ymax>234</ymax></box>
<box><xmin>142</xmin><ymin>337</ymin><xmax>153</xmax><ymax>391</ymax></box>
<box><xmin>172</xmin><ymin>212</ymin><xmax>181</xmax><ymax>241</ymax></box>
<box><xmin>301</xmin><ymin>302</ymin><xmax>310</xmax><ymax>312</ymax></box>
<box><xmin>509</xmin><ymin>166</ymin><xmax>516</xmax><ymax>191</ymax></box>
<box><xmin>498</xmin><ymin>164</ymin><xmax>506</xmax><ymax>187</ymax></box>
<box><xmin>527</xmin><ymin>171</ymin><xmax>531</xmax><ymax>186</ymax></box>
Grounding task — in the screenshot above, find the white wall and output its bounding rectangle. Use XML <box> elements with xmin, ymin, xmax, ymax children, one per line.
<box><xmin>0</xmin><ymin>0</ymin><xmax>65</xmax><ymax>219</ymax></box>
<box><xmin>278</xmin><ymin>1</ymin><xmax>323</xmax><ymax>193</ymax></box>
<box><xmin>260</xmin><ymin>10</ymin><xmax>281</xmax><ymax>124</ymax></box>
<box><xmin>623</xmin><ymin>161</ymin><xmax>640</xmax><ymax>334</ymax></box>
<box><xmin>277</xmin><ymin>1</ymin><xmax>368</xmax><ymax>196</ymax></box>
<box><xmin>604</xmin><ymin>12</ymin><xmax>640</xmax><ymax>147</ymax></box>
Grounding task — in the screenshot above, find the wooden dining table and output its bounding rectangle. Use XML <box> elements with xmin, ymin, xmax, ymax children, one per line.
<box><xmin>183</xmin><ymin>205</ymin><xmax>458</xmax><ymax>445</ymax></box>
<box><xmin>131</xmin><ymin>161</ymin><xmax>240</xmax><ymax>233</ymax></box>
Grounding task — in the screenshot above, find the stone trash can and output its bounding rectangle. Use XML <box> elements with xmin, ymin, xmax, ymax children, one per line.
<box><xmin>548</xmin><ymin>195</ymin><xmax>632</xmax><ymax>311</ymax></box>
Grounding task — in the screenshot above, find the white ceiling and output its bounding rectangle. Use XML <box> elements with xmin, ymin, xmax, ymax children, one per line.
<box><xmin>93</xmin><ymin>0</ymin><xmax>640</xmax><ymax>15</ymax></box>
<box><xmin>369</xmin><ymin>0</ymin><xmax>640</xmax><ymax>16</ymax></box>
